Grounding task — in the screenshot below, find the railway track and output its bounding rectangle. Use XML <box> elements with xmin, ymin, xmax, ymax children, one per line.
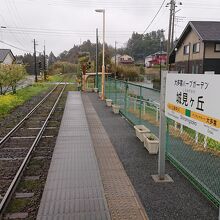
<box><xmin>0</xmin><ymin>83</ymin><xmax>67</xmax><ymax>219</ymax></box>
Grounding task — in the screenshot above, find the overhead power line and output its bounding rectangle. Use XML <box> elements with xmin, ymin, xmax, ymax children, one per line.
<box><xmin>24</xmin><ymin>0</ymin><xmax>164</xmax><ymax>9</ymax></box>
<box><xmin>5</xmin><ymin>26</ymin><xmax>142</xmax><ymax>33</ymax></box>
<box><xmin>0</xmin><ymin>40</ymin><xmax>40</xmax><ymax>54</ymax></box>
<box><xmin>2</xmin><ymin>27</ymin><xmax>137</xmax><ymax>39</ymax></box>
<box><xmin>10</xmin><ymin>0</ymin><xmax>33</xmax><ymax>41</ymax></box>
<box><xmin>5</xmin><ymin>0</ymin><xmax>26</xmax><ymax>48</ymax></box>
<box><xmin>142</xmin><ymin>0</ymin><xmax>166</xmax><ymax>35</ymax></box>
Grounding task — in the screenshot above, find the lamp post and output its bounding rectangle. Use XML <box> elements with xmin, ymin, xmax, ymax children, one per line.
<box><xmin>159</xmin><ymin>31</ymin><xmax>164</xmax><ymax>84</ymax></box>
<box><xmin>95</xmin><ymin>28</ymin><xmax>99</xmax><ymax>90</ymax></box>
<box><xmin>114</xmin><ymin>41</ymin><xmax>117</xmax><ymax>79</ymax></box>
<box><xmin>95</xmin><ymin>9</ymin><xmax>105</xmax><ymax>100</ymax></box>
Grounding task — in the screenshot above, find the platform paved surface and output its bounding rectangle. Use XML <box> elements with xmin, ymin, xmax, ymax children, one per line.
<box><xmin>37</xmin><ymin>92</ymin><xmax>148</xmax><ymax>220</ymax></box>
<box><xmin>87</xmin><ymin>93</ymin><xmax>218</xmax><ymax>220</ymax></box>
<box><xmin>82</xmin><ymin>94</ymin><xmax>148</xmax><ymax>220</ymax></box>
<box><xmin>37</xmin><ymin>92</ymin><xmax>110</xmax><ymax>220</ymax></box>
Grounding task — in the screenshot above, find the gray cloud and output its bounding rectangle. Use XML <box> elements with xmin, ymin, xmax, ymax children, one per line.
<box><xmin>0</xmin><ymin>0</ymin><xmax>220</xmax><ymax>55</ymax></box>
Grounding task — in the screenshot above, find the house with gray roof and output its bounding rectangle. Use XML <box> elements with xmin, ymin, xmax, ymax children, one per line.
<box><xmin>0</xmin><ymin>49</ymin><xmax>16</xmax><ymax>64</ymax></box>
<box><xmin>170</xmin><ymin>21</ymin><xmax>220</xmax><ymax>74</ymax></box>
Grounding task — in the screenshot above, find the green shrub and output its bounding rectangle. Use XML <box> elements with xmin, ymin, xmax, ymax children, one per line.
<box><xmin>112</xmin><ymin>65</ymin><xmax>139</xmax><ymax>81</ymax></box>
<box><xmin>0</xmin><ymin>64</ymin><xmax>27</xmax><ymax>94</ymax></box>
<box><xmin>48</xmin><ymin>62</ymin><xmax>78</xmax><ymax>75</ymax></box>
<box><xmin>139</xmin><ymin>65</ymin><xmax>145</xmax><ymax>75</ymax></box>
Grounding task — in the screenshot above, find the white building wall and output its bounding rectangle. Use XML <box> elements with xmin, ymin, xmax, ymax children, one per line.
<box><xmin>3</xmin><ymin>53</ymin><xmax>14</xmax><ymax>64</ymax></box>
<box><xmin>120</xmin><ymin>55</ymin><xmax>133</xmax><ymax>61</ymax></box>
<box><xmin>145</xmin><ymin>57</ymin><xmax>152</xmax><ymax>67</ymax></box>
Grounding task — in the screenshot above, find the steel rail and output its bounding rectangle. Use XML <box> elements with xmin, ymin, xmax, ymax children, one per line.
<box><xmin>0</xmin><ymin>83</ymin><xmax>62</xmax><ymax>146</ymax></box>
<box><xmin>0</xmin><ymin>84</ymin><xmax>67</xmax><ymax>219</ymax></box>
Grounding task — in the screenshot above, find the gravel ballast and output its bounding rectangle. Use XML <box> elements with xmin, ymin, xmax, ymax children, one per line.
<box><xmin>87</xmin><ymin>93</ymin><xmax>218</xmax><ymax>220</ymax></box>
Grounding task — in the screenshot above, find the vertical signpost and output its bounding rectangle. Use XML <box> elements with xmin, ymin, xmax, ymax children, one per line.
<box><xmin>158</xmin><ymin>71</ymin><xmax>167</xmax><ymax>179</ymax></box>
<box><xmin>139</xmin><ymin>86</ymin><xmax>142</xmax><ymax>124</ymax></box>
<box><xmin>114</xmin><ymin>78</ymin><xmax>117</xmax><ymax>105</ymax></box>
<box><xmin>152</xmin><ymin>71</ymin><xmax>173</xmax><ymax>182</ymax></box>
<box><xmin>124</xmin><ymin>81</ymin><xmax>128</xmax><ymax>114</ymax></box>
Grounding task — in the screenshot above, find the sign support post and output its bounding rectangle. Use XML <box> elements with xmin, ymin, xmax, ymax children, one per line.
<box><xmin>152</xmin><ymin>71</ymin><xmax>173</xmax><ymax>183</ymax></box>
<box><xmin>158</xmin><ymin>71</ymin><xmax>167</xmax><ymax>179</ymax></box>
<box><xmin>218</xmin><ymin>206</ymin><xmax>220</xmax><ymax>220</ymax></box>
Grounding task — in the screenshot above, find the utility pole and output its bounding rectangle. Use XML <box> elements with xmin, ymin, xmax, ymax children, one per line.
<box><xmin>43</xmin><ymin>42</ymin><xmax>47</xmax><ymax>80</ymax></box>
<box><xmin>171</xmin><ymin>1</ymin><xmax>176</xmax><ymax>49</ymax></box>
<box><xmin>114</xmin><ymin>41</ymin><xmax>117</xmax><ymax>79</ymax></box>
<box><xmin>160</xmin><ymin>32</ymin><xmax>164</xmax><ymax>83</ymax></box>
<box><xmin>166</xmin><ymin>0</ymin><xmax>182</xmax><ymax>70</ymax></box>
<box><xmin>34</xmin><ymin>39</ymin><xmax>37</xmax><ymax>82</ymax></box>
<box><xmin>166</xmin><ymin>0</ymin><xmax>174</xmax><ymax>70</ymax></box>
<box><xmin>95</xmin><ymin>28</ymin><xmax>99</xmax><ymax>89</ymax></box>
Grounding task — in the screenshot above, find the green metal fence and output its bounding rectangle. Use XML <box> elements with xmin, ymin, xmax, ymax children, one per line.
<box><xmin>104</xmin><ymin>77</ymin><xmax>220</xmax><ymax>208</ymax></box>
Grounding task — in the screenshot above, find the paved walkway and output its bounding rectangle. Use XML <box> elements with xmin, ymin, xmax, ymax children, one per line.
<box><xmin>86</xmin><ymin>92</ymin><xmax>218</xmax><ymax>220</ymax></box>
<box><xmin>37</xmin><ymin>92</ymin><xmax>110</xmax><ymax>219</ymax></box>
<box><xmin>37</xmin><ymin>92</ymin><xmax>148</xmax><ymax>220</ymax></box>
<box><xmin>82</xmin><ymin>94</ymin><xmax>148</xmax><ymax>220</ymax></box>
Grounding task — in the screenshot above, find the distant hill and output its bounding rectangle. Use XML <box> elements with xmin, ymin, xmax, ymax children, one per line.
<box><xmin>57</xmin><ymin>40</ymin><xmax>114</xmax><ymax>65</ymax></box>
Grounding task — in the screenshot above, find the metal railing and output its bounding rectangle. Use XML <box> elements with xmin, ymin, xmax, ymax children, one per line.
<box><xmin>103</xmin><ymin>77</ymin><xmax>220</xmax><ymax>208</ymax></box>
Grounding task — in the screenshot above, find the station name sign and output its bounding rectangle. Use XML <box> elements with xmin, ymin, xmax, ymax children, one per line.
<box><xmin>165</xmin><ymin>73</ymin><xmax>220</xmax><ymax>142</ymax></box>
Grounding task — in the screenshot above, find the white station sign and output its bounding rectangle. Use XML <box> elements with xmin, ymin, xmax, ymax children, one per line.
<box><xmin>165</xmin><ymin>73</ymin><xmax>220</xmax><ymax>142</ymax></box>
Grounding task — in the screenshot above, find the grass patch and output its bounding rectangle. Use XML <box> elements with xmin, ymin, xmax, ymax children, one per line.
<box><xmin>18</xmin><ymin>180</ymin><xmax>42</xmax><ymax>192</ymax></box>
<box><xmin>65</xmin><ymin>73</ymin><xmax>77</xmax><ymax>83</ymax></box>
<box><xmin>47</xmin><ymin>74</ymin><xmax>63</xmax><ymax>82</ymax></box>
<box><xmin>0</xmin><ymin>83</ymin><xmax>51</xmax><ymax>119</ymax></box>
<box><xmin>29</xmin><ymin>159</ymin><xmax>44</xmax><ymax>167</ymax></box>
<box><xmin>6</xmin><ymin>198</ymin><xmax>30</xmax><ymax>213</ymax></box>
<box><xmin>0</xmin><ymin>73</ymin><xmax>76</xmax><ymax>119</ymax></box>
<box><xmin>47</xmin><ymin>73</ymin><xmax>77</xmax><ymax>83</ymax></box>
<box><xmin>64</xmin><ymin>83</ymin><xmax>77</xmax><ymax>92</ymax></box>
<box><xmin>169</xmin><ymin>120</ymin><xmax>220</xmax><ymax>152</ymax></box>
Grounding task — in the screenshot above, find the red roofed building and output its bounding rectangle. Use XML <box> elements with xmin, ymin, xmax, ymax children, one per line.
<box><xmin>145</xmin><ymin>51</ymin><xmax>167</xmax><ymax>67</ymax></box>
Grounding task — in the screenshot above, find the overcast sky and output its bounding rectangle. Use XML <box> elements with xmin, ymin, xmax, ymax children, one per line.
<box><xmin>0</xmin><ymin>0</ymin><xmax>220</xmax><ymax>56</ymax></box>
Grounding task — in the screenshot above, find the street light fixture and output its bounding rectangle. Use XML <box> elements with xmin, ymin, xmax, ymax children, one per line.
<box><xmin>95</xmin><ymin>9</ymin><xmax>105</xmax><ymax>100</ymax></box>
<box><xmin>0</xmin><ymin>26</ymin><xmax>7</xmax><ymax>44</ymax></box>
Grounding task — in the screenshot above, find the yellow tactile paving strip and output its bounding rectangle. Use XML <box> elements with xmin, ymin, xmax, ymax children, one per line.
<box><xmin>82</xmin><ymin>94</ymin><xmax>149</xmax><ymax>220</ymax></box>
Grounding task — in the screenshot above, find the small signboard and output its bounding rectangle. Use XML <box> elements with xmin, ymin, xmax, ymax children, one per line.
<box><xmin>165</xmin><ymin>73</ymin><xmax>220</xmax><ymax>142</ymax></box>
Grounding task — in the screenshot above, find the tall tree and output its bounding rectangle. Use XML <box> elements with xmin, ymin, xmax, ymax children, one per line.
<box><xmin>125</xmin><ymin>30</ymin><xmax>166</xmax><ymax>60</ymax></box>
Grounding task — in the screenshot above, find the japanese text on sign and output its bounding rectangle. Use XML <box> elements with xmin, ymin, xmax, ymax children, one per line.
<box><xmin>165</xmin><ymin>74</ymin><xmax>220</xmax><ymax>142</ymax></box>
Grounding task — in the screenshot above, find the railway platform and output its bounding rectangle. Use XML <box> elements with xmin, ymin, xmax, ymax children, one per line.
<box><xmin>37</xmin><ymin>92</ymin><xmax>148</xmax><ymax>220</ymax></box>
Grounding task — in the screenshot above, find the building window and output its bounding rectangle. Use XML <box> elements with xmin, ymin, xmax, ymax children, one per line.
<box><xmin>193</xmin><ymin>43</ymin><xmax>200</xmax><ymax>53</ymax></box>
<box><xmin>183</xmin><ymin>45</ymin><xmax>190</xmax><ymax>55</ymax></box>
<box><xmin>192</xmin><ymin>65</ymin><xmax>195</xmax><ymax>74</ymax></box>
<box><xmin>215</xmin><ymin>43</ymin><xmax>220</xmax><ymax>52</ymax></box>
<box><xmin>195</xmin><ymin>65</ymin><xmax>199</xmax><ymax>74</ymax></box>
